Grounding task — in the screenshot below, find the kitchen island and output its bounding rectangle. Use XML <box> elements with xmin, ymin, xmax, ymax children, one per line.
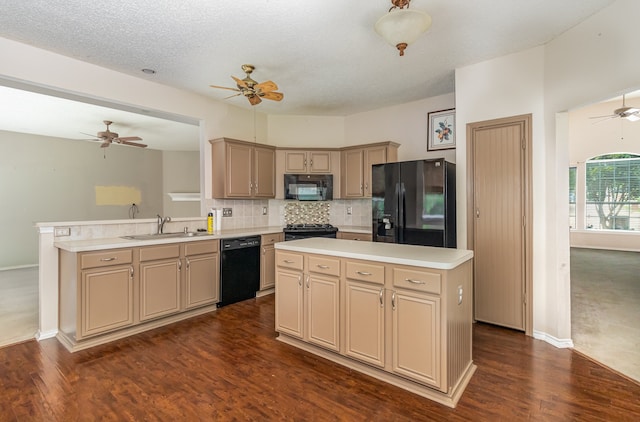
<box><xmin>274</xmin><ymin>238</ymin><xmax>475</xmax><ymax>408</ymax></box>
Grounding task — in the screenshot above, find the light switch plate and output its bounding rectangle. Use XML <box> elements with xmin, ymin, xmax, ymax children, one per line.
<box><xmin>222</xmin><ymin>208</ymin><xmax>232</xmax><ymax>217</ymax></box>
<box><xmin>55</xmin><ymin>227</ymin><xmax>71</xmax><ymax>237</ymax></box>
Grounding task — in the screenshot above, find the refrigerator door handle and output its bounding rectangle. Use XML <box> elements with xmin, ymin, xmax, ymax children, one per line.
<box><xmin>399</xmin><ymin>182</ymin><xmax>406</xmax><ymax>243</ymax></box>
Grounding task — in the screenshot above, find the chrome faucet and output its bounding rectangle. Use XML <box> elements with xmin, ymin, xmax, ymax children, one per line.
<box><xmin>156</xmin><ymin>214</ymin><xmax>171</xmax><ymax>234</ymax></box>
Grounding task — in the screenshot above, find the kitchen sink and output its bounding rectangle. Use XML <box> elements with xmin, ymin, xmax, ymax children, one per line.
<box><xmin>121</xmin><ymin>232</ymin><xmax>211</xmax><ymax>240</ymax></box>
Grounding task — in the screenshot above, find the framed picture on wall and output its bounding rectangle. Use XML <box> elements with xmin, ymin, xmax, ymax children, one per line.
<box><xmin>427</xmin><ymin>108</ymin><xmax>456</xmax><ymax>151</ymax></box>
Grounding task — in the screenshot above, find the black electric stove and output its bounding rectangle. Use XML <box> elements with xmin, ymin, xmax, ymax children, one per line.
<box><xmin>283</xmin><ymin>224</ymin><xmax>338</xmax><ymax>241</ymax></box>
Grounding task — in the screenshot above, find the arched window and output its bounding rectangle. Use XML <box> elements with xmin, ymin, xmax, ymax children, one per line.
<box><xmin>585</xmin><ymin>153</ymin><xmax>640</xmax><ymax>230</ymax></box>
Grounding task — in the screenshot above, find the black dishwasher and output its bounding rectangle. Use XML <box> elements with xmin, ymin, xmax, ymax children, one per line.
<box><xmin>218</xmin><ymin>236</ymin><xmax>261</xmax><ymax>307</ymax></box>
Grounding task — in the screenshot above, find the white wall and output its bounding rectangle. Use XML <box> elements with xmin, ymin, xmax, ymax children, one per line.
<box><xmin>455</xmin><ymin>0</ymin><xmax>640</xmax><ymax>343</ymax></box>
<box><xmin>345</xmin><ymin>94</ymin><xmax>456</xmax><ymax>163</ymax></box>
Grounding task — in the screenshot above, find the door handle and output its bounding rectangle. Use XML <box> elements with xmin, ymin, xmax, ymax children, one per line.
<box><xmin>379</xmin><ymin>288</ymin><xmax>384</xmax><ymax>307</ymax></box>
<box><xmin>405</xmin><ymin>278</ymin><xmax>426</xmax><ymax>285</ymax></box>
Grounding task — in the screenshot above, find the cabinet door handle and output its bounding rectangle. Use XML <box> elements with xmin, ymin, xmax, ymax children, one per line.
<box><xmin>185</xmin><ymin>257</ymin><xmax>190</xmax><ymax>270</ymax></box>
<box><xmin>100</xmin><ymin>257</ymin><xmax>117</xmax><ymax>262</ymax></box>
<box><xmin>391</xmin><ymin>291</ymin><xmax>396</xmax><ymax>310</ymax></box>
<box><xmin>262</xmin><ymin>247</ymin><xmax>266</xmax><ymax>255</ymax></box>
<box><xmin>379</xmin><ymin>288</ymin><xmax>384</xmax><ymax>307</ymax></box>
<box><xmin>317</xmin><ymin>264</ymin><xmax>329</xmax><ymax>269</ymax></box>
<box><xmin>356</xmin><ymin>271</ymin><xmax>372</xmax><ymax>276</ymax></box>
<box><xmin>284</xmin><ymin>259</ymin><xmax>295</xmax><ymax>264</ymax></box>
<box><xmin>306</xmin><ymin>275</ymin><xmax>310</xmax><ymax>289</ymax></box>
<box><xmin>178</xmin><ymin>260</ymin><xmax>182</xmax><ymax>271</ymax></box>
<box><xmin>405</xmin><ymin>278</ymin><xmax>426</xmax><ymax>285</ymax></box>
<box><xmin>297</xmin><ymin>275</ymin><xmax>302</xmax><ymax>286</ymax></box>
<box><xmin>129</xmin><ymin>266</ymin><xmax>134</xmax><ymax>280</ymax></box>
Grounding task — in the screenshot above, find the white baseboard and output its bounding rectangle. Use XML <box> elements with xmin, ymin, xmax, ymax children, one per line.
<box><xmin>533</xmin><ymin>330</ymin><xmax>574</xmax><ymax>348</ymax></box>
<box><xmin>36</xmin><ymin>329</ymin><xmax>58</xmax><ymax>341</ymax></box>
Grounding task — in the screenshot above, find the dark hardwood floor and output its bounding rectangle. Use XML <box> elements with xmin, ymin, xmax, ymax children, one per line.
<box><xmin>1</xmin><ymin>294</ymin><xmax>639</xmax><ymax>421</ymax></box>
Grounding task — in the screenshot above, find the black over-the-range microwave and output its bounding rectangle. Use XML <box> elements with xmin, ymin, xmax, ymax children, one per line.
<box><xmin>284</xmin><ymin>174</ymin><xmax>333</xmax><ymax>201</ymax></box>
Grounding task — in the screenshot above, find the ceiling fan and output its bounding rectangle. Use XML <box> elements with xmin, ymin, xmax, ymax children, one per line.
<box><xmin>210</xmin><ymin>64</ymin><xmax>284</xmax><ymax>106</ymax></box>
<box><xmin>83</xmin><ymin>120</ymin><xmax>147</xmax><ymax>148</ymax></box>
<box><xmin>590</xmin><ymin>94</ymin><xmax>640</xmax><ymax>122</ymax></box>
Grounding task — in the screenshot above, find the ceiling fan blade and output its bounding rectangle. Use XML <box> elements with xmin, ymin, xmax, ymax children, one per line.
<box><xmin>100</xmin><ymin>142</ymin><xmax>110</xmax><ymax>148</ymax></box>
<box><xmin>223</xmin><ymin>93</ymin><xmax>242</xmax><ymax>100</ymax></box>
<box><xmin>625</xmin><ymin>113</ymin><xmax>640</xmax><ymax>122</ymax></box>
<box><xmin>232</xmin><ymin>76</ymin><xmax>248</xmax><ymax>89</ymax></box>
<box><xmin>248</xmin><ymin>95</ymin><xmax>262</xmax><ymax>106</ymax></box>
<box><xmin>589</xmin><ymin>114</ymin><xmax>617</xmax><ymax>119</ymax></box>
<box><xmin>209</xmin><ymin>84</ymin><xmax>241</xmax><ymax>92</ymax></box>
<box><xmin>255</xmin><ymin>80</ymin><xmax>278</xmax><ymax>93</ymax></box>
<box><xmin>261</xmin><ymin>91</ymin><xmax>284</xmax><ymax>102</ymax></box>
<box><xmin>117</xmin><ymin>136</ymin><xmax>142</xmax><ymax>141</ymax></box>
<box><xmin>121</xmin><ymin>141</ymin><xmax>148</xmax><ymax>148</ymax></box>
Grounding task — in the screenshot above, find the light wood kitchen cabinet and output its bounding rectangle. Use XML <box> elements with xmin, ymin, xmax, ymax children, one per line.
<box><xmin>344</xmin><ymin>259</ymin><xmax>386</xmax><ymax>367</ymax></box>
<box><xmin>274</xmin><ymin>240</ymin><xmax>474</xmax><ymax>408</ymax></box>
<box><xmin>284</xmin><ymin>150</ymin><xmax>332</xmax><ymax>173</ymax></box>
<box><xmin>210</xmin><ymin>138</ymin><xmax>276</xmax><ymax>199</ymax></box>
<box><xmin>337</xmin><ymin>231</ymin><xmax>373</xmax><ymax>242</ymax></box>
<box><xmin>59</xmin><ymin>248</ymin><xmax>135</xmax><ymax>340</ymax></box>
<box><xmin>58</xmin><ymin>239</ymin><xmax>221</xmax><ymax>352</ymax></box>
<box><xmin>183</xmin><ymin>240</ymin><xmax>219</xmax><ymax>309</ymax></box>
<box><xmin>306</xmin><ymin>255</ymin><xmax>341</xmax><ymax>351</ymax></box>
<box><xmin>275</xmin><ymin>251</ymin><xmax>304</xmax><ymax>339</ymax></box>
<box><xmin>260</xmin><ymin>232</ymin><xmax>284</xmax><ymax>291</ymax></box>
<box><xmin>341</xmin><ymin>142</ymin><xmax>399</xmax><ymax>198</ymax></box>
<box><xmin>139</xmin><ymin>245</ymin><xmax>181</xmax><ymax>322</ymax></box>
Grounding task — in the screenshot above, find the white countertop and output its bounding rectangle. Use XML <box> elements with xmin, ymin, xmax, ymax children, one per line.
<box><xmin>55</xmin><ymin>226</ymin><xmax>285</xmax><ymax>252</ymax></box>
<box><xmin>275</xmin><ymin>238</ymin><xmax>473</xmax><ymax>270</ymax></box>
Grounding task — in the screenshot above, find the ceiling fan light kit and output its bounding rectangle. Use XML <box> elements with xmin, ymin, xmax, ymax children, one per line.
<box><xmin>89</xmin><ymin>120</ymin><xmax>147</xmax><ymax>148</ymax></box>
<box><xmin>210</xmin><ymin>64</ymin><xmax>284</xmax><ymax>106</ymax></box>
<box><xmin>375</xmin><ymin>0</ymin><xmax>432</xmax><ymax>56</ymax></box>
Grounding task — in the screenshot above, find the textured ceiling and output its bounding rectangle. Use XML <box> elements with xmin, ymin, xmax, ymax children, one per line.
<box><xmin>0</xmin><ymin>0</ymin><xmax>617</xmax><ymax>149</ymax></box>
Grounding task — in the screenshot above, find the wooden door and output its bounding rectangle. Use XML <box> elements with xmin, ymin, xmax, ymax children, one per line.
<box><xmin>253</xmin><ymin>146</ymin><xmax>276</xmax><ymax>197</ymax></box>
<box><xmin>80</xmin><ymin>265</ymin><xmax>134</xmax><ymax>338</ymax></box>
<box><xmin>342</xmin><ymin>149</ymin><xmax>364</xmax><ymax>197</ymax></box>
<box><xmin>306</xmin><ymin>273</ymin><xmax>340</xmax><ymax>351</ymax></box>
<box><xmin>139</xmin><ymin>259</ymin><xmax>181</xmax><ymax>321</ymax></box>
<box><xmin>225</xmin><ymin>142</ymin><xmax>253</xmax><ymax>197</ymax></box>
<box><xmin>275</xmin><ymin>268</ymin><xmax>304</xmax><ymax>338</ymax></box>
<box><xmin>344</xmin><ymin>280</ymin><xmax>385</xmax><ymax>367</ymax></box>
<box><xmin>184</xmin><ymin>253</ymin><xmax>219</xmax><ymax>309</ymax></box>
<box><xmin>468</xmin><ymin>115</ymin><xmax>532</xmax><ymax>332</ymax></box>
<box><xmin>391</xmin><ymin>289</ymin><xmax>442</xmax><ymax>391</ymax></box>
<box><xmin>364</xmin><ymin>146</ymin><xmax>388</xmax><ymax>197</ymax></box>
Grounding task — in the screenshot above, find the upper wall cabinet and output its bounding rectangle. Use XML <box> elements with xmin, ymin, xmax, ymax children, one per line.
<box><xmin>341</xmin><ymin>142</ymin><xmax>399</xmax><ymax>198</ymax></box>
<box><xmin>210</xmin><ymin>138</ymin><xmax>276</xmax><ymax>199</ymax></box>
<box><xmin>284</xmin><ymin>150</ymin><xmax>332</xmax><ymax>174</ymax></box>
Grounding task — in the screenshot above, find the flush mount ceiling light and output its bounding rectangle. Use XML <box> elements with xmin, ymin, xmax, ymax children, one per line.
<box><xmin>374</xmin><ymin>0</ymin><xmax>432</xmax><ymax>56</ymax></box>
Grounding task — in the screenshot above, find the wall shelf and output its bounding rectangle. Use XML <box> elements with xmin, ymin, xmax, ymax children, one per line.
<box><xmin>167</xmin><ymin>193</ymin><xmax>200</xmax><ymax>202</ymax></box>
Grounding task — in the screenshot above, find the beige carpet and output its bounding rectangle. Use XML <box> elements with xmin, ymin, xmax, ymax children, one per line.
<box><xmin>571</xmin><ymin>248</ymin><xmax>640</xmax><ymax>383</ymax></box>
<box><xmin>0</xmin><ymin>267</ymin><xmax>38</xmax><ymax>348</ymax></box>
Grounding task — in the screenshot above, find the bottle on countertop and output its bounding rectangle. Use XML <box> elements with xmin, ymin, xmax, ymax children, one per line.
<box><xmin>207</xmin><ymin>209</ymin><xmax>214</xmax><ymax>234</ymax></box>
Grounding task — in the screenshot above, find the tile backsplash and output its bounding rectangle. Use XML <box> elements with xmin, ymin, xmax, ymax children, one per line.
<box><xmin>202</xmin><ymin>198</ymin><xmax>371</xmax><ymax>229</ymax></box>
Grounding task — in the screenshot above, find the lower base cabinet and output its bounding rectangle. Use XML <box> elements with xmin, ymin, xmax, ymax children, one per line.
<box><xmin>59</xmin><ymin>239</ymin><xmax>220</xmax><ymax>351</ymax></box>
<box><xmin>81</xmin><ymin>264</ymin><xmax>134</xmax><ymax>338</ymax></box>
<box><xmin>275</xmin><ymin>249</ymin><xmax>474</xmax><ymax>408</ymax></box>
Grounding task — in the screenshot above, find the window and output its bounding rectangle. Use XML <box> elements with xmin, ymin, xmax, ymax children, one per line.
<box><xmin>569</xmin><ymin>167</ymin><xmax>576</xmax><ymax>229</ymax></box>
<box><xmin>585</xmin><ymin>154</ymin><xmax>640</xmax><ymax>230</ymax></box>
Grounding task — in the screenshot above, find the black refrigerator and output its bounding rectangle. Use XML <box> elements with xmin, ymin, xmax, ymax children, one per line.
<box><xmin>372</xmin><ymin>159</ymin><xmax>456</xmax><ymax>248</ymax></box>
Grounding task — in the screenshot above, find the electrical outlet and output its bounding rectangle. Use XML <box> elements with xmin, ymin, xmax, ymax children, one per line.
<box><xmin>347</xmin><ymin>207</ymin><xmax>353</xmax><ymax>215</ymax></box>
<box><xmin>54</xmin><ymin>227</ymin><xmax>71</xmax><ymax>237</ymax></box>
<box><xmin>262</xmin><ymin>206</ymin><xmax>268</xmax><ymax>215</ymax></box>
<box><xmin>222</xmin><ymin>208</ymin><xmax>232</xmax><ymax>217</ymax></box>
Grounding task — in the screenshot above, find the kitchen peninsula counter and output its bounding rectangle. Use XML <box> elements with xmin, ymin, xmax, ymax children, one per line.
<box><xmin>274</xmin><ymin>238</ymin><xmax>475</xmax><ymax>408</ymax></box>
<box><xmin>55</xmin><ymin>226</ymin><xmax>285</xmax><ymax>252</ymax></box>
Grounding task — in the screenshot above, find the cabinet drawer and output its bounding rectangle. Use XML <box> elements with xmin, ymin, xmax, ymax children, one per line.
<box><xmin>261</xmin><ymin>232</ymin><xmax>284</xmax><ymax>246</ymax></box>
<box><xmin>276</xmin><ymin>251</ymin><xmax>303</xmax><ymax>271</ymax></box>
<box><xmin>393</xmin><ymin>267</ymin><xmax>441</xmax><ymax>294</ymax></box>
<box><xmin>308</xmin><ymin>255</ymin><xmax>340</xmax><ymax>277</ymax></box>
<box><xmin>139</xmin><ymin>244</ymin><xmax>180</xmax><ymax>262</ymax></box>
<box><xmin>345</xmin><ymin>260</ymin><xmax>385</xmax><ymax>285</ymax></box>
<box><xmin>81</xmin><ymin>249</ymin><xmax>132</xmax><ymax>269</ymax></box>
<box><xmin>338</xmin><ymin>232</ymin><xmax>373</xmax><ymax>241</ymax></box>
<box><xmin>184</xmin><ymin>240</ymin><xmax>219</xmax><ymax>256</ymax></box>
